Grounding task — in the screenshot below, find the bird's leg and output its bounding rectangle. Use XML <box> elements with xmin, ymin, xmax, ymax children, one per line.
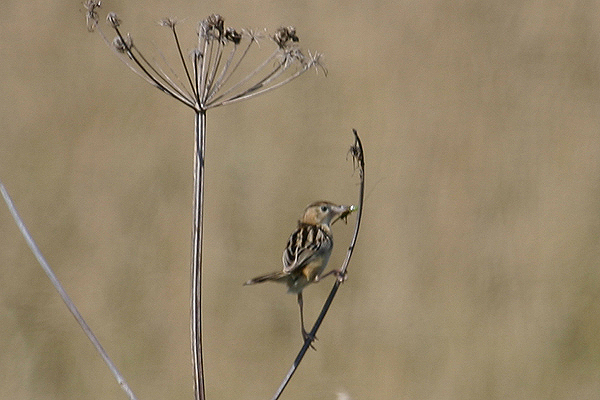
<box><xmin>297</xmin><ymin>292</ymin><xmax>317</xmax><ymax>349</ymax></box>
<box><xmin>316</xmin><ymin>268</ymin><xmax>347</xmax><ymax>283</ymax></box>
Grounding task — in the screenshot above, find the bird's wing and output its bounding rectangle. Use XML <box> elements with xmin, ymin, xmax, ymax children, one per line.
<box><xmin>282</xmin><ymin>224</ymin><xmax>327</xmax><ymax>274</ymax></box>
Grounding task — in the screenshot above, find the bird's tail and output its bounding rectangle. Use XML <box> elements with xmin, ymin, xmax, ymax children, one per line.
<box><xmin>244</xmin><ymin>271</ymin><xmax>288</xmax><ymax>285</ymax></box>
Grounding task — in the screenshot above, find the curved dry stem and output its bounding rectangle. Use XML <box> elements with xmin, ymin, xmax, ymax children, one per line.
<box><xmin>0</xmin><ymin>180</ymin><xmax>139</xmax><ymax>400</ymax></box>
<box><xmin>270</xmin><ymin>129</ymin><xmax>365</xmax><ymax>400</ymax></box>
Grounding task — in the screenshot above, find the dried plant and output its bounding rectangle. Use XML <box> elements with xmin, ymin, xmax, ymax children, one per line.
<box><xmin>1</xmin><ymin>3</ymin><xmax>363</xmax><ymax>399</ymax></box>
<box><xmin>82</xmin><ymin>2</ymin><xmax>325</xmax><ymax>399</ymax></box>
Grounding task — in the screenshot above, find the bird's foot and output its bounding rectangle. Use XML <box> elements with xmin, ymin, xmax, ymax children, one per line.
<box><xmin>302</xmin><ymin>329</ymin><xmax>318</xmax><ymax>350</ymax></box>
<box><xmin>334</xmin><ymin>269</ymin><xmax>348</xmax><ymax>283</ymax></box>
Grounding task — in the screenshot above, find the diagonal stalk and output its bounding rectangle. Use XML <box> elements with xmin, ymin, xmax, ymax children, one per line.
<box><xmin>191</xmin><ymin>110</ymin><xmax>207</xmax><ymax>400</ymax></box>
<box><xmin>170</xmin><ymin>24</ymin><xmax>198</xmax><ymax>100</ymax></box>
<box><xmin>0</xmin><ymin>181</ymin><xmax>139</xmax><ymax>400</ymax></box>
<box><xmin>131</xmin><ymin>45</ymin><xmax>194</xmax><ymax>104</ymax></box>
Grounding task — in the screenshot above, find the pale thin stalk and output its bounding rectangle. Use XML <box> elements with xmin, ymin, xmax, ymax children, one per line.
<box><xmin>270</xmin><ymin>130</ymin><xmax>365</xmax><ymax>400</ymax></box>
<box><xmin>144</xmin><ymin>40</ymin><xmax>196</xmax><ymax>102</ymax></box>
<box><xmin>214</xmin><ymin>64</ymin><xmax>308</xmax><ymax>108</ymax></box>
<box><xmin>205</xmin><ymin>37</ymin><xmax>256</xmax><ymax>103</ymax></box>
<box><xmin>97</xmin><ymin>27</ymin><xmax>191</xmax><ymax>105</ymax></box>
<box><xmin>110</xmin><ymin>39</ymin><xmax>195</xmax><ymax>107</ymax></box>
<box><xmin>0</xmin><ymin>180</ymin><xmax>139</xmax><ymax>400</ymax></box>
<box><xmin>209</xmin><ymin>47</ymin><xmax>279</xmax><ymax>105</ymax></box>
<box><xmin>190</xmin><ymin>110</ymin><xmax>207</xmax><ymax>400</ymax></box>
<box><xmin>192</xmin><ymin>51</ymin><xmax>202</xmax><ymax>106</ymax></box>
<box><xmin>200</xmin><ymin>37</ymin><xmax>216</xmax><ymax>100</ymax></box>
<box><xmin>211</xmin><ymin>62</ymin><xmax>287</xmax><ymax>107</ymax></box>
<box><xmin>205</xmin><ymin>43</ymin><xmax>239</xmax><ymax>102</ymax></box>
<box><xmin>170</xmin><ymin>24</ymin><xmax>198</xmax><ymax>100</ymax></box>
<box><xmin>130</xmin><ymin>45</ymin><xmax>194</xmax><ymax>104</ymax></box>
<box><xmin>112</xmin><ymin>29</ymin><xmax>174</xmax><ymax>97</ymax></box>
<box><xmin>203</xmin><ymin>40</ymin><xmax>226</xmax><ymax>101</ymax></box>
<box><xmin>243</xmin><ymin>63</ymin><xmax>285</xmax><ymax>92</ymax></box>
<box><xmin>198</xmin><ymin>36</ymin><xmax>211</xmax><ymax>105</ymax></box>
<box><xmin>153</xmin><ymin>48</ymin><xmax>196</xmax><ymax>102</ymax></box>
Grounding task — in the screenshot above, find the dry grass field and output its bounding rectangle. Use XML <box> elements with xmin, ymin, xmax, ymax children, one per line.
<box><xmin>1</xmin><ymin>1</ymin><xmax>600</xmax><ymax>399</ymax></box>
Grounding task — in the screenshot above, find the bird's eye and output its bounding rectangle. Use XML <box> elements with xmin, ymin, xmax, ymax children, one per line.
<box><xmin>320</xmin><ymin>205</ymin><xmax>328</xmax><ymax>212</ymax></box>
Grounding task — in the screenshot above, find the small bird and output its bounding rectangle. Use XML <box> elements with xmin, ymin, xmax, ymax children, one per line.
<box><xmin>245</xmin><ymin>200</ymin><xmax>354</xmax><ymax>344</ymax></box>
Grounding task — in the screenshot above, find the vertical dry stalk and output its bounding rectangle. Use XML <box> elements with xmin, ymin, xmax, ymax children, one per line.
<box><xmin>190</xmin><ymin>110</ymin><xmax>206</xmax><ymax>398</ymax></box>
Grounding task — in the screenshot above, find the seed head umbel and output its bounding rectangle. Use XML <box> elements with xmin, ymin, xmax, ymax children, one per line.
<box><xmin>85</xmin><ymin>8</ymin><xmax>324</xmax><ymax>111</ymax></box>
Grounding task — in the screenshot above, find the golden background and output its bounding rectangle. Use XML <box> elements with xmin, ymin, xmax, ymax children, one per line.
<box><xmin>1</xmin><ymin>0</ymin><xmax>600</xmax><ymax>399</ymax></box>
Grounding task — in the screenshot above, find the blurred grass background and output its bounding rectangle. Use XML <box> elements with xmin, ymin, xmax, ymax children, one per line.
<box><xmin>2</xmin><ymin>0</ymin><xmax>600</xmax><ymax>399</ymax></box>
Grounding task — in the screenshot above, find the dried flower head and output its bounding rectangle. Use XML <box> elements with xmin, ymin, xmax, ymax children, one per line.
<box><xmin>224</xmin><ymin>28</ymin><xmax>242</xmax><ymax>44</ymax></box>
<box><xmin>273</xmin><ymin>26</ymin><xmax>299</xmax><ymax>48</ymax></box>
<box><xmin>86</xmin><ymin>10</ymin><xmax>324</xmax><ymax>111</ymax></box>
<box><xmin>84</xmin><ymin>0</ymin><xmax>102</xmax><ymax>32</ymax></box>
<box><xmin>201</xmin><ymin>14</ymin><xmax>225</xmax><ymax>40</ymax></box>
<box><xmin>159</xmin><ymin>18</ymin><xmax>178</xmax><ymax>29</ymax></box>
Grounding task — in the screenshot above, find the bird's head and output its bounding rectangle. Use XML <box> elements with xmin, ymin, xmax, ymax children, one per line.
<box><xmin>301</xmin><ymin>201</ymin><xmax>355</xmax><ymax>227</ymax></box>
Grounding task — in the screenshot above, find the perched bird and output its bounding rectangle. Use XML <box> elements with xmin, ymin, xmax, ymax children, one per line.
<box><xmin>245</xmin><ymin>200</ymin><xmax>354</xmax><ymax>344</ymax></box>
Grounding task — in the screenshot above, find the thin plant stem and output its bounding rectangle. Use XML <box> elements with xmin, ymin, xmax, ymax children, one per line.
<box><xmin>192</xmin><ymin>51</ymin><xmax>201</xmax><ymax>106</ymax></box>
<box><xmin>170</xmin><ymin>24</ymin><xmax>198</xmax><ymax>100</ymax></box>
<box><xmin>130</xmin><ymin>45</ymin><xmax>193</xmax><ymax>103</ymax></box>
<box><xmin>191</xmin><ymin>110</ymin><xmax>207</xmax><ymax>400</ymax></box>
<box><xmin>0</xmin><ymin>180</ymin><xmax>139</xmax><ymax>400</ymax></box>
<box><xmin>240</xmin><ymin>63</ymin><xmax>284</xmax><ymax>94</ymax></box>
<box><xmin>199</xmin><ymin>38</ymin><xmax>211</xmax><ymax>107</ymax></box>
<box><xmin>205</xmin><ymin>43</ymin><xmax>239</xmax><ymax>102</ymax></box>
<box><xmin>208</xmin><ymin>48</ymin><xmax>279</xmax><ymax>105</ymax></box>
<box><xmin>270</xmin><ymin>129</ymin><xmax>365</xmax><ymax>400</ymax></box>
<box><xmin>111</xmin><ymin>28</ymin><xmax>173</xmax><ymax>97</ymax></box>
<box><xmin>205</xmin><ymin>38</ymin><xmax>255</xmax><ymax>103</ymax></box>
<box><xmin>214</xmin><ymin>65</ymin><xmax>305</xmax><ymax>108</ymax></box>
<box><xmin>200</xmin><ymin>38</ymin><xmax>214</xmax><ymax>98</ymax></box>
<box><xmin>204</xmin><ymin>40</ymin><xmax>225</xmax><ymax>100</ymax></box>
<box><xmin>153</xmin><ymin>46</ymin><xmax>196</xmax><ymax>102</ymax></box>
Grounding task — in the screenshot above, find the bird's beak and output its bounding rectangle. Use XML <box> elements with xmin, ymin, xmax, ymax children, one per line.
<box><xmin>332</xmin><ymin>204</ymin><xmax>356</xmax><ymax>225</ymax></box>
